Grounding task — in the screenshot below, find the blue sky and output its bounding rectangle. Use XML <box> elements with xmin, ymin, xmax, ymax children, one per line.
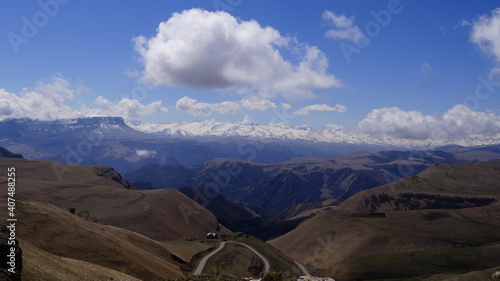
<box><xmin>1</xmin><ymin>0</ymin><xmax>500</xmax><ymax>136</ymax></box>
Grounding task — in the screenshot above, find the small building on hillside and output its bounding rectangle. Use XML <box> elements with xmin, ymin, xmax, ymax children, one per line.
<box><xmin>207</xmin><ymin>232</ymin><xmax>218</xmax><ymax>239</ymax></box>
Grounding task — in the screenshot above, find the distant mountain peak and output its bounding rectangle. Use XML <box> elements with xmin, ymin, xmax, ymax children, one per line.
<box><xmin>241</xmin><ymin>115</ymin><xmax>255</xmax><ymax>125</ymax></box>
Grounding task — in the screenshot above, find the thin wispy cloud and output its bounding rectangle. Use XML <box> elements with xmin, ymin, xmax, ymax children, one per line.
<box><xmin>455</xmin><ymin>19</ymin><xmax>471</xmax><ymax>28</ymax></box>
<box><xmin>293</xmin><ymin>104</ymin><xmax>347</xmax><ymax>116</ymax></box>
<box><xmin>280</xmin><ymin>103</ymin><xmax>292</xmax><ymax>110</ymax></box>
<box><xmin>322</xmin><ymin>10</ymin><xmax>366</xmax><ymax>43</ymax></box>
<box><xmin>439</xmin><ymin>26</ymin><xmax>446</xmax><ymax>35</ymax></box>
<box><xmin>176</xmin><ymin>96</ymin><xmax>277</xmax><ymax>116</ymax></box>
<box><xmin>421</xmin><ymin>62</ymin><xmax>432</xmax><ymax>74</ymax></box>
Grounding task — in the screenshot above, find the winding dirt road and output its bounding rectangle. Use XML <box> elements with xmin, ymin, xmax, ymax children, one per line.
<box><xmin>294</xmin><ymin>261</ymin><xmax>312</xmax><ymax>276</ymax></box>
<box><xmin>193</xmin><ymin>241</ymin><xmax>271</xmax><ymax>276</ymax></box>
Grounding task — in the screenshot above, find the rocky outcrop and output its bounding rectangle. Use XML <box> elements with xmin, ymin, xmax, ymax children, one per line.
<box><xmin>95</xmin><ymin>166</ymin><xmax>134</xmax><ymax>189</ymax></box>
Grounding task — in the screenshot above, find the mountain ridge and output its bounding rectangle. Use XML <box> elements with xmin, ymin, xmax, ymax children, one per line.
<box><xmin>0</xmin><ymin>117</ymin><xmax>394</xmax><ymax>173</ymax></box>
<box><xmin>125</xmin><ymin>145</ymin><xmax>500</xmax><ymax>214</ymax></box>
<box><xmin>269</xmin><ymin>161</ymin><xmax>500</xmax><ymax>280</ymax></box>
<box><xmin>130</xmin><ymin>118</ymin><xmax>500</xmax><ymax>148</ymax></box>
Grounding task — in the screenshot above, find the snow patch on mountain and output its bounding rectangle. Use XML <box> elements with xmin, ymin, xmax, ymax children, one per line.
<box><xmin>128</xmin><ymin>119</ymin><xmax>500</xmax><ymax>148</ymax></box>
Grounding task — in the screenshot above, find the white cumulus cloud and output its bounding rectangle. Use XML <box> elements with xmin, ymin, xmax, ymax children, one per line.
<box><xmin>470</xmin><ymin>8</ymin><xmax>500</xmax><ymax>79</ymax></box>
<box><xmin>175</xmin><ymin>96</ymin><xmax>211</xmax><ymax>116</ymax></box>
<box><xmin>323</xmin><ymin>10</ymin><xmax>366</xmax><ymax>43</ymax></box>
<box><xmin>470</xmin><ymin>8</ymin><xmax>500</xmax><ymax>62</ymax></box>
<box><xmin>0</xmin><ymin>76</ymin><xmax>78</xmax><ymax>121</ymax></box>
<box><xmin>134</xmin><ymin>8</ymin><xmax>340</xmax><ymax>100</ymax></box>
<box><xmin>357</xmin><ymin>107</ymin><xmax>438</xmax><ymax>139</ymax></box>
<box><xmin>441</xmin><ymin>104</ymin><xmax>500</xmax><ymax>138</ymax></box>
<box><xmin>0</xmin><ymin>76</ymin><xmax>167</xmax><ymax>121</ymax></box>
<box><xmin>92</xmin><ymin>96</ymin><xmax>167</xmax><ymax>119</ymax></box>
<box><xmin>176</xmin><ymin>96</ymin><xmax>276</xmax><ymax>116</ymax></box>
<box><xmin>280</xmin><ymin>103</ymin><xmax>292</xmax><ymax>110</ymax></box>
<box><xmin>357</xmin><ymin>105</ymin><xmax>500</xmax><ymax>140</ymax></box>
<box><xmin>293</xmin><ymin>103</ymin><xmax>347</xmax><ymax>116</ymax></box>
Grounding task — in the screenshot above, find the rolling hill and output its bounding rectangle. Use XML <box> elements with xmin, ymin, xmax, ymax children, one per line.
<box><xmin>269</xmin><ymin>161</ymin><xmax>500</xmax><ymax>280</ymax></box>
<box><xmin>0</xmin><ymin>157</ymin><xmax>227</xmax><ymax>241</ymax></box>
<box><xmin>0</xmin><ymin>149</ymin><xmax>236</xmax><ymax>280</ymax></box>
<box><xmin>17</xmin><ymin>200</ymin><xmax>184</xmax><ymax>280</ymax></box>
<box><xmin>0</xmin><ymin>148</ymin><xmax>303</xmax><ymax>280</ymax></box>
<box><xmin>3</xmin><ymin>142</ymin><xmax>500</xmax><ymax>280</ymax></box>
<box><xmin>338</xmin><ymin>161</ymin><xmax>500</xmax><ymax>214</ymax></box>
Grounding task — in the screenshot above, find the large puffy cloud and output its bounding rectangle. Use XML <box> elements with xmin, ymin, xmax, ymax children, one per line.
<box><xmin>357</xmin><ymin>107</ymin><xmax>438</xmax><ymax>139</ymax></box>
<box><xmin>0</xmin><ymin>76</ymin><xmax>167</xmax><ymax>121</ymax></box>
<box><xmin>293</xmin><ymin>103</ymin><xmax>347</xmax><ymax>116</ymax></box>
<box><xmin>176</xmin><ymin>96</ymin><xmax>276</xmax><ymax>116</ymax></box>
<box><xmin>134</xmin><ymin>8</ymin><xmax>340</xmax><ymax>100</ymax></box>
<box><xmin>323</xmin><ymin>10</ymin><xmax>366</xmax><ymax>43</ymax></box>
<box><xmin>357</xmin><ymin>105</ymin><xmax>500</xmax><ymax>140</ymax></box>
<box><xmin>470</xmin><ymin>8</ymin><xmax>500</xmax><ymax>62</ymax></box>
<box><xmin>441</xmin><ymin>105</ymin><xmax>500</xmax><ymax>138</ymax></box>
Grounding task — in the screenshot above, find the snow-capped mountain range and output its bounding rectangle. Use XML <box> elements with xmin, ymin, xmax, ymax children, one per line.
<box><xmin>128</xmin><ymin>117</ymin><xmax>500</xmax><ymax>149</ymax></box>
<box><xmin>1</xmin><ymin>116</ymin><xmax>497</xmax><ymax>149</ymax></box>
<box><xmin>1</xmin><ymin>116</ymin><xmax>499</xmax><ymax>175</ymax></box>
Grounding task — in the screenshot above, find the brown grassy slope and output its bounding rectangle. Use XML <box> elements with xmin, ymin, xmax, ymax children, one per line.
<box><xmin>273</xmin><ymin>199</ymin><xmax>339</xmax><ymax>222</ymax></box>
<box><xmin>278</xmin><ymin>161</ymin><xmax>500</xmax><ymax>222</ymax></box>
<box><xmin>232</xmin><ymin>235</ymin><xmax>302</xmax><ymax>275</ymax></box>
<box><xmin>0</xmin><ymin>158</ymin><xmax>228</xmax><ymax>241</ymax></box>
<box><xmin>16</xmin><ymin>200</ymin><xmax>184</xmax><ymax>280</ymax></box>
<box><xmin>338</xmin><ymin>161</ymin><xmax>500</xmax><ymax>213</ymax></box>
<box><xmin>269</xmin><ymin>162</ymin><xmax>500</xmax><ymax>279</ymax></box>
<box><xmin>202</xmin><ymin>243</ymin><xmax>265</xmax><ymax>277</ymax></box>
<box><xmin>161</xmin><ymin>239</ymin><xmax>214</xmax><ymax>264</ymax></box>
<box><xmin>422</xmin><ymin>265</ymin><xmax>500</xmax><ymax>281</ymax></box>
<box><xmin>332</xmin><ymin>241</ymin><xmax>500</xmax><ymax>281</ymax></box>
<box><xmin>21</xmin><ymin>239</ymin><xmax>141</xmax><ymax>281</ymax></box>
<box><xmin>270</xmin><ymin>206</ymin><xmax>500</xmax><ymax>279</ymax></box>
